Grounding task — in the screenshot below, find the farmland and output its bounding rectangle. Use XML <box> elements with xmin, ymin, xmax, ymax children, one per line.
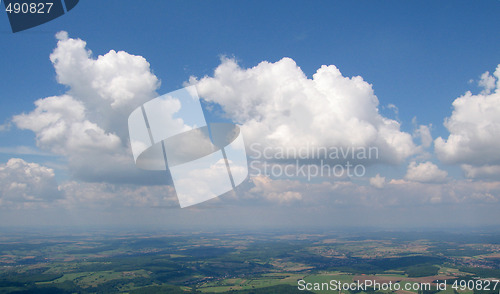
<box><xmin>0</xmin><ymin>228</ymin><xmax>499</xmax><ymax>293</ymax></box>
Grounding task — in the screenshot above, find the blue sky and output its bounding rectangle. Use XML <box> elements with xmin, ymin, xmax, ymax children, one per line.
<box><xmin>0</xmin><ymin>1</ymin><xmax>499</xmax><ymax>228</ymax></box>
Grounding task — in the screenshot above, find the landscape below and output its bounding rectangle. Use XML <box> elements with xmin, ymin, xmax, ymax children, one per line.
<box><xmin>0</xmin><ymin>228</ymin><xmax>499</xmax><ymax>294</ymax></box>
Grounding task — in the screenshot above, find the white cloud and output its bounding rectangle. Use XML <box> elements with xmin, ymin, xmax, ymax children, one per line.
<box><xmin>0</xmin><ymin>158</ymin><xmax>61</xmax><ymax>208</ymax></box>
<box><xmin>244</xmin><ymin>173</ymin><xmax>499</xmax><ymax>208</ymax></box>
<box><xmin>479</xmin><ymin>71</ymin><xmax>496</xmax><ymax>95</ymax></box>
<box><xmin>0</xmin><ymin>158</ymin><xmax>178</xmax><ymax>210</ymax></box>
<box><xmin>387</xmin><ymin>103</ymin><xmax>400</xmax><ymax>121</ymax></box>
<box><xmin>405</xmin><ymin>161</ymin><xmax>448</xmax><ymax>183</ymax></box>
<box><xmin>386</xmin><ymin>178</ymin><xmax>500</xmax><ymax>205</ymax></box>
<box><xmin>12</xmin><ymin>32</ymin><xmax>161</xmax><ymax>184</ymax></box>
<box><xmin>50</xmin><ymin>32</ymin><xmax>159</xmax><ymax>116</ymax></box>
<box><xmin>0</xmin><ymin>146</ymin><xmax>54</xmax><ymax>156</ymax></box>
<box><xmin>435</xmin><ymin>64</ymin><xmax>500</xmax><ymax>180</ymax></box>
<box><xmin>13</xmin><ymin>95</ymin><xmax>120</xmax><ymax>155</ymax></box>
<box><xmin>249</xmin><ymin>175</ymin><xmax>303</xmax><ymax>203</ymax></box>
<box><xmin>7</xmin><ymin>33</ymin><xmax>499</xmax><ymax>216</ymax></box>
<box><xmin>189</xmin><ymin>57</ymin><xmax>417</xmax><ymax>164</ymax></box>
<box><xmin>370</xmin><ymin>174</ymin><xmax>386</xmax><ymax>188</ymax></box>
<box><xmin>461</xmin><ymin>164</ymin><xmax>500</xmax><ymax>180</ymax></box>
<box><xmin>58</xmin><ymin>181</ymin><xmax>178</xmax><ymax>209</ymax></box>
<box><xmin>0</xmin><ymin>122</ymin><xmax>11</xmax><ymax>132</ymax></box>
<box><xmin>413</xmin><ymin>124</ymin><xmax>432</xmax><ymax>148</ymax></box>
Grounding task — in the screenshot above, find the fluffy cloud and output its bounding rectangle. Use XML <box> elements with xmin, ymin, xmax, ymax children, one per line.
<box><xmin>479</xmin><ymin>70</ymin><xmax>497</xmax><ymax>95</ymax></box>
<box><xmin>0</xmin><ymin>158</ymin><xmax>61</xmax><ymax>208</ymax></box>
<box><xmin>435</xmin><ymin>65</ymin><xmax>500</xmax><ymax>179</ymax></box>
<box><xmin>413</xmin><ymin>124</ymin><xmax>432</xmax><ymax>148</ymax></box>
<box><xmin>0</xmin><ymin>158</ymin><xmax>178</xmax><ymax>209</ymax></box>
<box><xmin>244</xmin><ymin>173</ymin><xmax>499</xmax><ymax>208</ymax></box>
<box><xmin>190</xmin><ymin>57</ymin><xmax>417</xmax><ymax>164</ymax></box>
<box><xmin>13</xmin><ymin>32</ymin><xmax>161</xmax><ymax>184</ymax></box>
<box><xmin>249</xmin><ymin>175</ymin><xmax>303</xmax><ymax>203</ymax></box>
<box><xmin>14</xmin><ymin>95</ymin><xmax>121</xmax><ymax>155</ymax></box>
<box><xmin>8</xmin><ymin>32</ymin><xmax>499</xmax><ymax>216</ymax></box>
<box><xmin>405</xmin><ymin>161</ymin><xmax>448</xmax><ymax>183</ymax></box>
<box><xmin>386</xmin><ymin>179</ymin><xmax>500</xmax><ymax>205</ymax></box>
<box><xmin>0</xmin><ymin>122</ymin><xmax>11</xmax><ymax>132</ymax></box>
<box><xmin>58</xmin><ymin>181</ymin><xmax>178</xmax><ymax>209</ymax></box>
<box><xmin>370</xmin><ymin>174</ymin><xmax>386</xmax><ymax>188</ymax></box>
<box><xmin>461</xmin><ymin>164</ymin><xmax>500</xmax><ymax>180</ymax></box>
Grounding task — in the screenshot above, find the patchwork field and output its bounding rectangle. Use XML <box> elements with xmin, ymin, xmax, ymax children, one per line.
<box><xmin>0</xmin><ymin>229</ymin><xmax>499</xmax><ymax>293</ymax></box>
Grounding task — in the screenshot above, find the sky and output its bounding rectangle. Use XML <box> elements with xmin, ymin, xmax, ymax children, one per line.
<box><xmin>0</xmin><ymin>0</ymin><xmax>499</xmax><ymax>229</ymax></box>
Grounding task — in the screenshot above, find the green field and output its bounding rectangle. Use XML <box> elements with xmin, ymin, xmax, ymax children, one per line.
<box><xmin>0</xmin><ymin>230</ymin><xmax>499</xmax><ymax>293</ymax></box>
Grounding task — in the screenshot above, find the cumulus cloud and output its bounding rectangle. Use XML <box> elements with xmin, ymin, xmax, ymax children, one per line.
<box><xmin>405</xmin><ymin>161</ymin><xmax>448</xmax><ymax>183</ymax></box>
<box><xmin>14</xmin><ymin>95</ymin><xmax>121</xmax><ymax>155</ymax></box>
<box><xmin>58</xmin><ymin>181</ymin><xmax>178</xmax><ymax>209</ymax></box>
<box><xmin>0</xmin><ymin>122</ymin><xmax>11</xmax><ymax>132</ymax></box>
<box><xmin>435</xmin><ymin>64</ymin><xmax>500</xmax><ymax>179</ymax></box>
<box><xmin>244</xmin><ymin>173</ymin><xmax>499</xmax><ymax>208</ymax></box>
<box><xmin>8</xmin><ymin>32</ymin><xmax>499</xmax><ymax>215</ymax></box>
<box><xmin>461</xmin><ymin>164</ymin><xmax>500</xmax><ymax>180</ymax></box>
<box><xmin>479</xmin><ymin>71</ymin><xmax>496</xmax><ymax>95</ymax></box>
<box><xmin>386</xmin><ymin>178</ymin><xmax>500</xmax><ymax>205</ymax></box>
<box><xmin>12</xmin><ymin>32</ymin><xmax>161</xmax><ymax>184</ymax></box>
<box><xmin>370</xmin><ymin>174</ymin><xmax>386</xmax><ymax>188</ymax></box>
<box><xmin>9</xmin><ymin>34</ymin><xmax>418</xmax><ymax>193</ymax></box>
<box><xmin>0</xmin><ymin>162</ymin><xmax>178</xmax><ymax>209</ymax></box>
<box><xmin>387</xmin><ymin>104</ymin><xmax>400</xmax><ymax>121</ymax></box>
<box><xmin>249</xmin><ymin>175</ymin><xmax>303</xmax><ymax>203</ymax></box>
<box><xmin>0</xmin><ymin>146</ymin><xmax>54</xmax><ymax>156</ymax></box>
<box><xmin>189</xmin><ymin>57</ymin><xmax>417</xmax><ymax>164</ymax></box>
<box><xmin>51</xmin><ymin>31</ymin><xmax>159</xmax><ymax>119</ymax></box>
<box><xmin>0</xmin><ymin>158</ymin><xmax>61</xmax><ymax>208</ymax></box>
<box><xmin>413</xmin><ymin>124</ymin><xmax>433</xmax><ymax>148</ymax></box>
